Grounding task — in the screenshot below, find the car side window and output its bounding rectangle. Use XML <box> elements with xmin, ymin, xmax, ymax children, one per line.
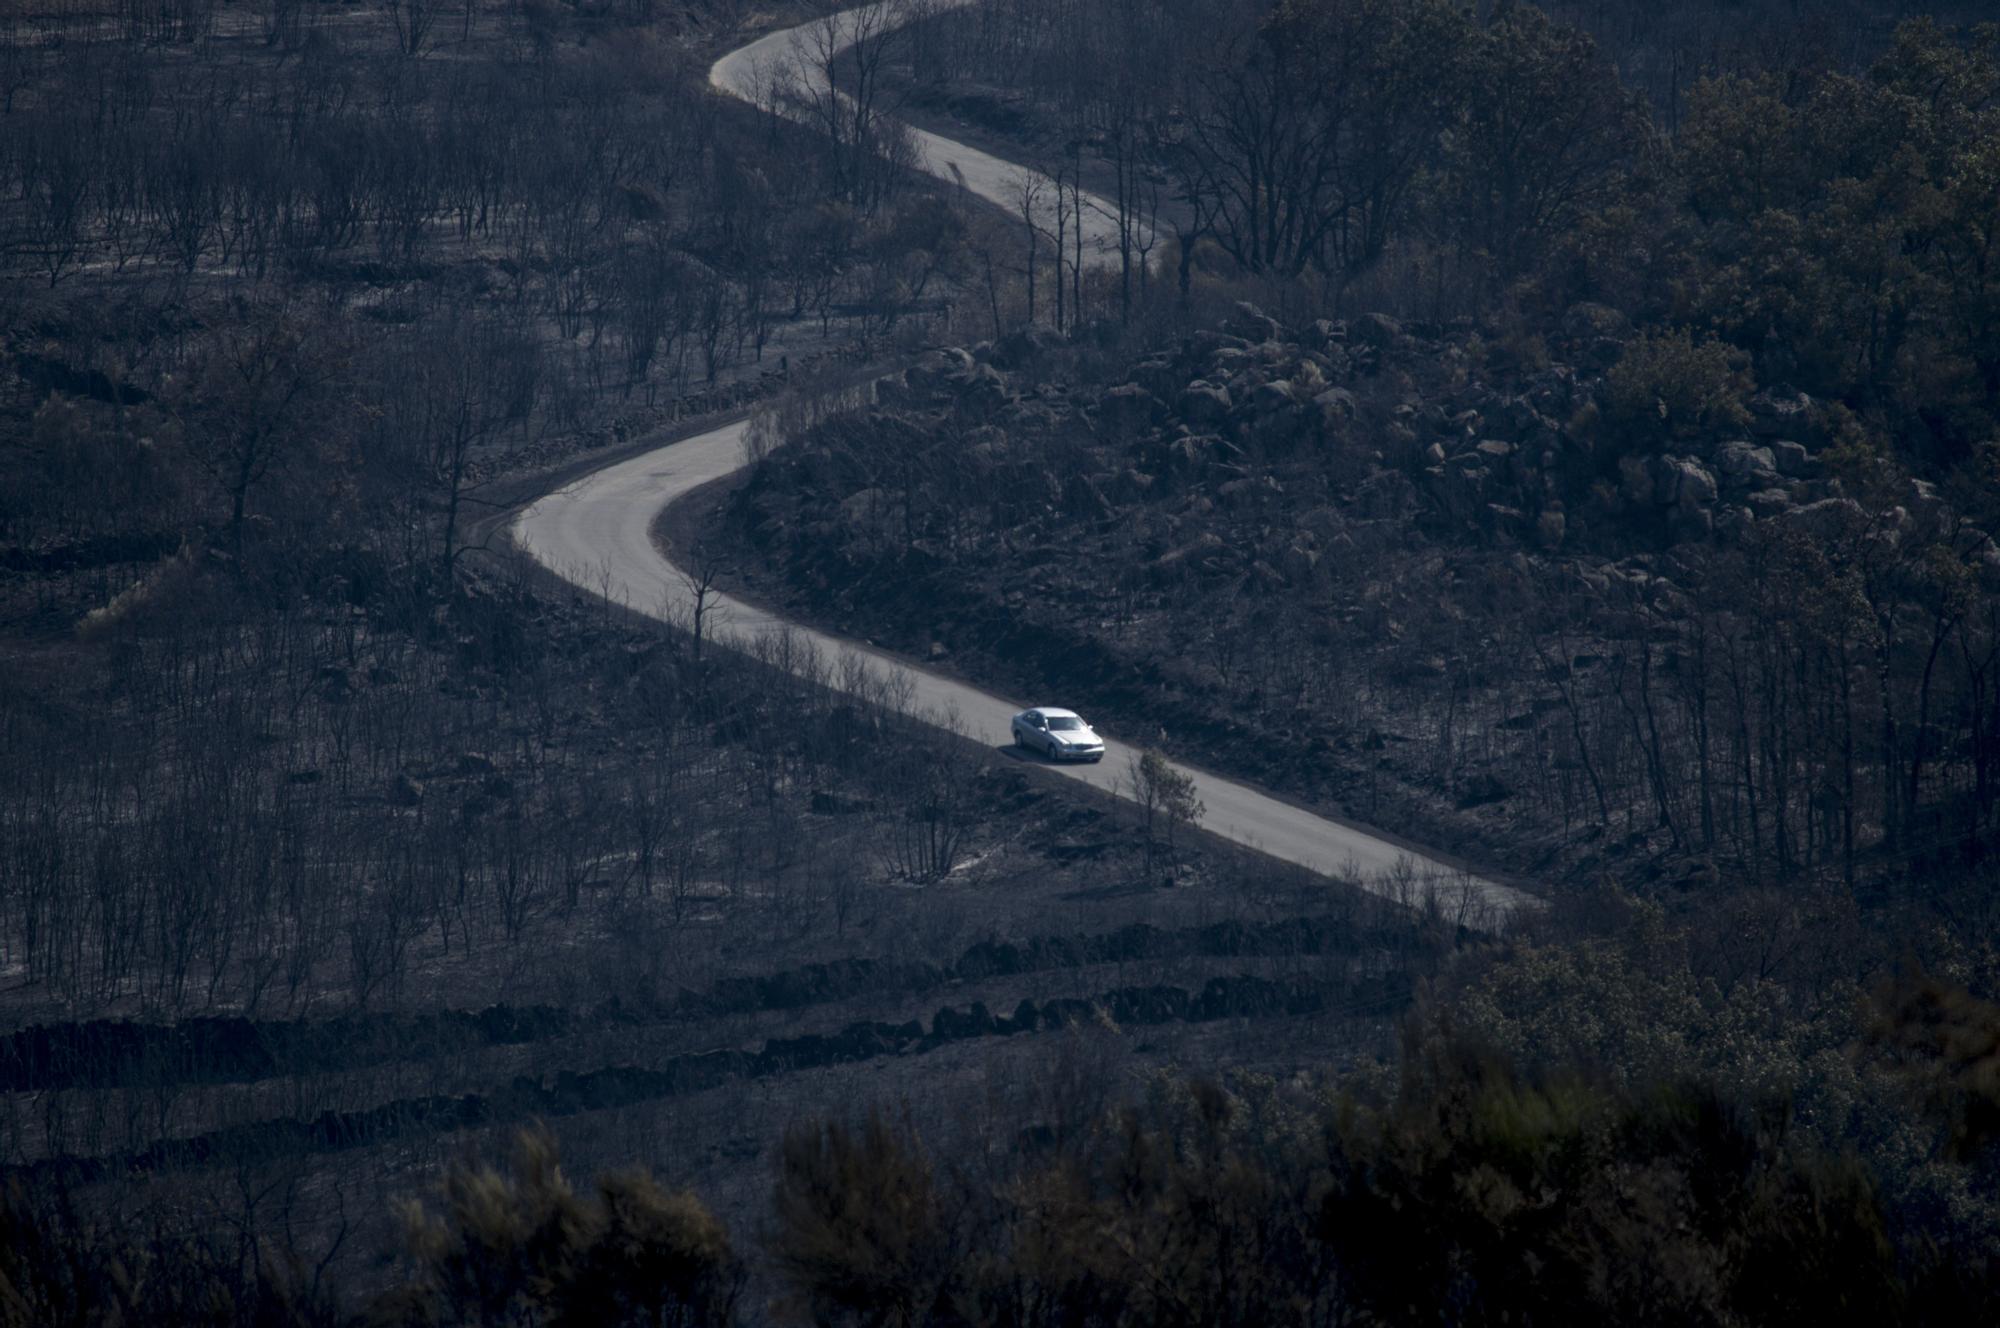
<box><xmin>1031</xmin><ymin>714</ymin><xmax>1045</xmax><ymax>728</ymax></box>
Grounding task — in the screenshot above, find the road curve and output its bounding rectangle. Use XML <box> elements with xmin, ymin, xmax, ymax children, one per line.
<box><xmin>514</xmin><ymin>6</ymin><xmax>1532</xmax><ymax>922</ymax></box>
<box><xmin>514</xmin><ymin>417</ymin><xmax>1529</xmax><ymax>921</ymax></box>
<box><xmin>709</xmin><ymin>0</ymin><xmax>1128</xmax><ymax>269</ymax></box>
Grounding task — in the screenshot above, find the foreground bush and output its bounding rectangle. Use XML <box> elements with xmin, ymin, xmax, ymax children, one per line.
<box><xmin>767</xmin><ymin>1028</ymin><xmax>1996</xmax><ymax>1324</ymax></box>
<box><xmin>368</xmin><ymin>1127</ymin><xmax>743</xmax><ymax>1327</ymax></box>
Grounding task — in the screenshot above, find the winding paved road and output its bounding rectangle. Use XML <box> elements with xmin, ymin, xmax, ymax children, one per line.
<box><xmin>710</xmin><ymin>0</ymin><xmax>1127</xmax><ymax>269</ymax></box>
<box><xmin>516</xmin><ymin>4</ymin><xmax>1531</xmax><ymax>922</ymax></box>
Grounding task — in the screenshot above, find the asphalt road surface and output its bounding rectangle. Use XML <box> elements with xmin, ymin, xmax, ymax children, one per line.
<box><xmin>709</xmin><ymin>0</ymin><xmax>1128</xmax><ymax>270</ymax></box>
<box><xmin>515</xmin><ymin>6</ymin><xmax>1533</xmax><ymax>922</ymax></box>
<box><xmin>514</xmin><ymin>416</ymin><xmax>1530</xmax><ymax>921</ymax></box>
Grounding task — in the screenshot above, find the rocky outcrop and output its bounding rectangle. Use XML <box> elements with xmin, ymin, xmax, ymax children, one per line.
<box><xmin>804</xmin><ymin>314</ymin><xmax>1979</xmax><ymax>677</ymax></box>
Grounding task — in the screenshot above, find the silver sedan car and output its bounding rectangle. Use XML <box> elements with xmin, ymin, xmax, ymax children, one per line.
<box><xmin>1011</xmin><ymin>707</ymin><xmax>1106</xmax><ymax>762</ymax></box>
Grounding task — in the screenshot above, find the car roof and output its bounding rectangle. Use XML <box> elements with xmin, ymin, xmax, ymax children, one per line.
<box><xmin>1026</xmin><ymin>707</ymin><xmax>1081</xmax><ymax>720</ymax></box>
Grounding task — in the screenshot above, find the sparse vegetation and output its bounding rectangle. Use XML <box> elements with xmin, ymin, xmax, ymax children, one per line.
<box><xmin>4</xmin><ymin>0</ymin><xmax>2000</xmax><ymax>1320</ymax></box>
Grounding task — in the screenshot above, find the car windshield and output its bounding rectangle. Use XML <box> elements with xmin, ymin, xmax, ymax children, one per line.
<box><xmin>1047</xmin><ymin>717</ymin><xmax>1083</xmax><ymax>731</ymax></box>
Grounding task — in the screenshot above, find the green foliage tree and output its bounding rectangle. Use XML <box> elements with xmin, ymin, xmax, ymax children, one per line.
<box><xmin>1129</xmin><ymin>749</ymin><xmax>1204</xmax><ymax>881</ymax></box>
<box><xmin>1603</xmin><ymin>326</ymin><xmax>1753</xmax><ymax>443</ymax></box>
<box><xmin>1322</xmin><ymin>1041</ymin><xmax>1903</xmax><ymax>1325</ymax></box>
<box><xmin>1677</xmin><ymin>73</ymin><xmax>1811</xmax><ymax>224</ymax></box>
<box><xmin>1446</xmin><ymin>5</ymin><xmax>1656</xmax><ymax>287</ymax></box>
<box><xmin>767</xmin><ymin>1033</ymin><xmax>1964</xmax><ymax>1325</ymax></box>
<box><xmin>1677</xmin><ymin>22</ymin><xmax>2000</xmax><ymax>448</ymax></box>
<box><xmin>1866</xmin><ymin>970</ymin><xmax>2000</xmax><ymax>1162</ymax></box>
<box><xmin>767</xmin><ymin>1111</ymin><xmax>959</xmax><ymax>1328</ymax></box>
<box><xmin>971</xmin><ymin>1078</ymin><xmax>1340</xmax><ymax>1327</ymax></box>
<box><xmin>375</xmin><ymin>1126</ymin><xmax>743</xmax><ymax>1327</ymax></box>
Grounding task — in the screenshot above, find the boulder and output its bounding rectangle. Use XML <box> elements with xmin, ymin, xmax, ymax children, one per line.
<box><xmin>1183</xmin><ymin>330</ymin><xmax>1251</xmax><ymax>360</ymax></box>
<box><xmin>1177</xmin><ymin>381</ymin><xmax>1233</xmax><ymax>426</ymax></box>
<box><xmin>1304</xmin><ymin>318</ymin><xmax>1349</xmax><ymax>348</ymax></box>
<box><xmin>1770</xmin><ymin>439</ymin><xmax>1818</xmax><ymax>478</ymax></box>
<box><xmin>1474</xmin><ymin>438</ymin><xmax>1517</xmax><ymax>464</ymax></box>
<box><xmin>1660</xmin><ymin>455</ymin><xmax>1718</xmax><ymax>509</ymax></box>
<box><xmin>1783</xmin><ymin>496</ymin><xmax>1867</xmax><ymax>541</ymax></box>
<box><xmin>871</xmin><ymin>369</ymin><xmax>910</xmax><ymax>405</ymax></box>
<box><xmin>1250</xmin><ymin>380</ymin><xmax>1295</xmax><ymax>415</ymax></box>
<box><xmin>1714</xmin><ymin>440</ymin><xmax>1778</xmax><ymax>484</ymax></box>
<box><xmin>1670</xmin><ymin>504</ymin><xmax>1715</xmax><ymax>540</ymax></box>
<box><xmin>1151</xmin><ymin>531</ymin><xmax>1226</xmax><ymax>577</ymax></box>
<box><xmin>1351</xmin><ymin>312</ymin><xmax>1404</xmax><ymax>347</ymax></box>
<box><xmin>1130</xmin><ymin>358</ymin><xmax>1181</xmax><ymax>400</ymax></box>
<box><xmin>1163</xmin><ymin>434</ymin><xmax>1221</xmax><ymax>472</ymax></box>
<box><xmin>1224</xmin><ymin>300</ymin><xmax>1283</xmax><ymax>344</ymax></box>
<box><xmin>1749</xmin><ymin>385</ymin><xmax>1814</xmax><ymax>438</ymax></box>
<box><xmin>1209</xmin><ymin>346</ymin><xmax>1255</xmax><ymax>376</ymax></box>
<box><xmin>1907</xmin><ymin>478</ymin><xmax>1948</xmax><ymax>528</ymax></box>
<box><xmin>907</xmin><ymin>346</ymin><xmax>975</xmax><ymax>390</ymax></box>
<box><xmin>1098</xmin><ymin>383</ymin><xmax>1162</xmax><ymax>432</ymax></box>
<box><xmin>989</xmin><ymin>326</ymin><xmax>1058</xmax><ymax>371</ymax></box>
<box><xmin>1745</xmin><ymin>488</ymin><xmax>1796</xmax><ymax>519</ymax></box>
<box><xmin>1313</xmin><ymin>387</ymin><xmax>1357</xmax><ymax>430</ymax></box>
<box><xmin>955</xmin><ymin>363</ymin><xmax>1013</xmax><ymax>417</ymax></box>
<box><xmin>1713</xmin><ymin>505</ymin><xmax>1756</xmax><ymax>547</ymax></box>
